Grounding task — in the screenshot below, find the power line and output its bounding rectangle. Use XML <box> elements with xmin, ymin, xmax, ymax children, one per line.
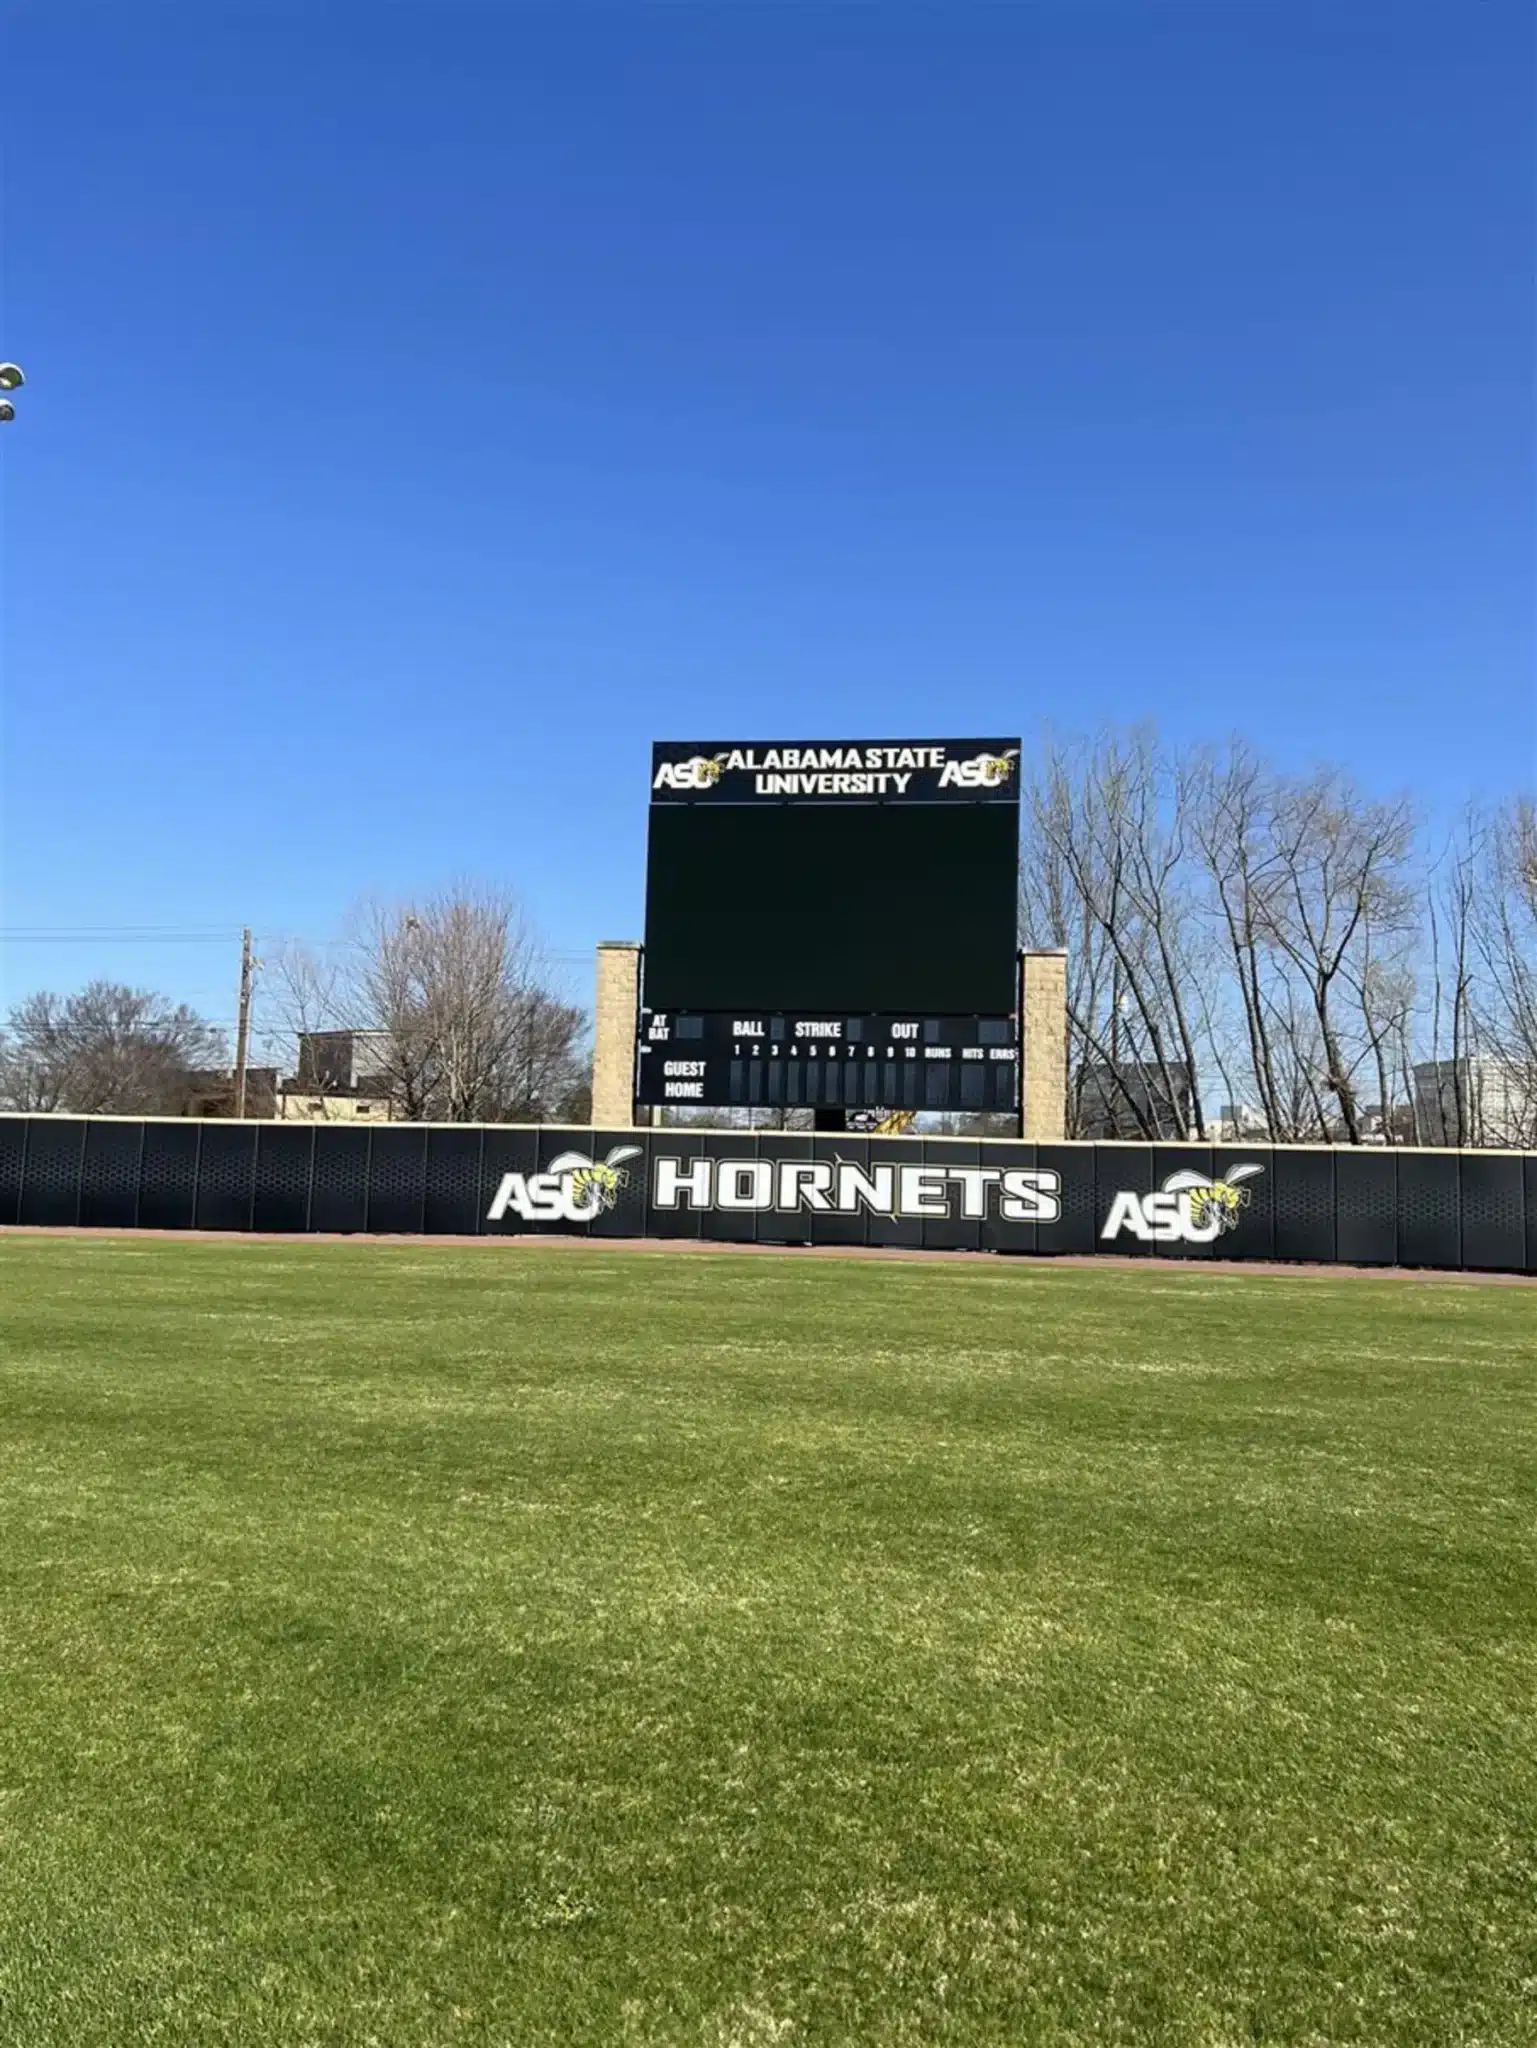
<box><xmin>0</xmin><ymin>929</ymin><xmax>598</xmax><ymax>961</ymax></box>
<box><xmin>0</xmin><ymin>929</ymin><xmax>240</xmax><ymax>943</ymax></box>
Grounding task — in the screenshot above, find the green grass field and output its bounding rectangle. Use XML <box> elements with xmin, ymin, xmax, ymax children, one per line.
<box><xmin>0</xmin><ymin>1238</ymin><xmax>1533</xmax><ymax>2047</ymax></box>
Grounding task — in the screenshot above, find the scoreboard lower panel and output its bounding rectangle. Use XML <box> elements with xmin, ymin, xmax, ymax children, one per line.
<box><xmin>636</xmin><ymin>1012</ymin><xmax>1018</xmax><ymax>1113</ymax></box>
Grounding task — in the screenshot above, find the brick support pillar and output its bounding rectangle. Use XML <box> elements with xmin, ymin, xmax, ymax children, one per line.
<box><xmin>1019</xmin><ymin>949</ymin><xmax>1067</xmax><ymax>1142</ymax></box>
<box><xmin>592</xmin><ymin>942</ymin><xmax>643</xmax><ymax>1129</ymax></box>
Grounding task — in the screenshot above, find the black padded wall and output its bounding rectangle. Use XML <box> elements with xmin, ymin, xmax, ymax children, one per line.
<box><xmin>194</xmin><ymin>1123</ymin><xmax>257</xmax><ymax>1233</ymax></box>
<box><xmin>366</xmin><ymin>1126</ymin><xmax>428</xmax><ymax>1237</ymax></box>
<box><xmin>1458</xmin><ymin>1154</ymin><xmax>1525</xmax><ymax>1273</ymax></box>
<box><xmin>310</xmin><ymin>1126</ymin><xmax>370</xmax><ymax>1235</ymax></box>
<box><xmin>424</xmin><ymin>1126</ymin><xmax>483</xmax><ymax>1236</ymax></box>
<box><xmin>80</xmin><ymin>1119</ymin><xmax>144</xmax><ymax>1230</ymax></box>
<box><xmin>1395</xmin><ymin>1150</ymin><xmax>1460</xmax><ymax>1271</ymax></box>
<box><xmin>0</xmin><ymin>1117</ymin><xmax>25</xmax><ymax>1226</ymax></box>
<box><xmin>18</xmin><ymin>1119</ymin><xmax>86</xmax><ymax>1228</ymax></box>
<box><xmin>2</xmin><ymin>1117</ymin><xmax>1533</xmax><ymax>1275</ymax></box>
<box><xmin>1335</xmin><ymin>1150</ymin><xmax>1397</xmax><ymax>1267</ymax></box>
<box><xmin>254</xmin><ymin>1125</ymin><xmax>314</xmax><ymax>1233</ymax></box>
<box><xmin>1273</xmin><ymin>1149</ymin><xmax>1335</xmax><ymax>1265</ymax></box>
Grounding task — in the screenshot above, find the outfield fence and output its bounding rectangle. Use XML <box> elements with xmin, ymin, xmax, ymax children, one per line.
<box><xmin>1</xmin><ymin>1115</ymin><xmax>1534</xmax><ymax>1272</ymax></box>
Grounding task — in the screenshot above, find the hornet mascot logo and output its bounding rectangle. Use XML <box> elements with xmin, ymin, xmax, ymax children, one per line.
<box><xmin>1102</xmin><ymin>1162</ymin><xmax>1264</xmax><ymax>1245</ymax></box>
<box><xmin>652</xmin><ymin>753</ymin><xmax>726</xmax><ymax>793</ymax></box>
<box><xmin>937</xmin><ymin>747</ymin><xmax>1019</xmax><ymax>791</ymax></box>
<box><xmin>488</xmin><ymin>1145</ymin><xmax>643</xmax><ymax>1225</ymax></box>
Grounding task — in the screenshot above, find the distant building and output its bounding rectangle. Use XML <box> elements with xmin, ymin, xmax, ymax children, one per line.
<box><xmin>295</xmin><ymin>1031</ymin><xmax>393</xmax><ymax>1093</ymax></box>
<box><xmin>156</xmin><ymin>1036</ymin><xmax>401</xmax><ymax>1121</ymax></box>
<box><xmin>1076</xmin><ymin>1061</ymin><xmax>1195</xmax><ymax>1140</ymax></box>
<box><xmin>1333</xmin><ymin>1104</ymin><xmax>1401</xmax><ymax>1147</ymax></box>
<box><xmin>182</xmin><ymin>1067</ymin><xmax>280</xmax><ymax>1119</ymax></box>
<box><xmin>1413</xmin><ymin>1059</ymin><xmax>1535</xmax><ymax>1148</ymax></box>
<box><xmin>1215</xmin><ymin>1102</ymin><xmax>1269</xmax><ymax>1143</ymax></box>
<box><xmin>276</xmin><ymin>1088</ymin><xmax>393</xmax><ymax>1124</ymax></box>
<box><xmin>281</xmin><ymin>1031</ymin><xmax>396</xmax><ymax>1123</ymax></box>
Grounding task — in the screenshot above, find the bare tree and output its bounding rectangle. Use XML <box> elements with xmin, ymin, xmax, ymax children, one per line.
<box><xmin>1256</xmin><ymin>771</ymin><xmax>1416</xmax><ymax>1143</ymax></box>
<box><xmin>1022</xmin><ymin>731</ymin><xmax>1207</xmax><ymax>1137</ymax></box>
<box><xmin>1421</xmin><ymin>819</ymin><xmax>1482</xmax><ymax>1144</ymax></box>
<box><xmin>266</xmin><ymin>886</ymin><xmax>590</xmax><ymax>1124</ymax></box>
<box><xmin>0</xmin><ymin>982</ymin><xmax>228</xmax><ymax>1114</ymax></box>
<box><xmin>1020</xmin><ymin>722</ymin><xmax>1537</xmax><ymax>1148</ymax></box>
<box><xmin>1462</xmin><ymin>798</ymin><xmax>1537</xmax><ymax>1146</ymax></box>
<box><xmin>1020</xmin><ymin>749</ymin><xmax>1115</xmax><ymax>1135</ymax></box>
<box><xmin>1187</xmin><ymin>743</ymin><xmax>1292</xmax><ymax>1135</ymax></box>
<box><xmin>1021</xmin><ymin>743</ymin><xmax>1116</xmax><ymax>1135</ymax></box>
<box><xmin>1349</xmin><ymin>946</ymin><xmax>1416</xmax><ymax>1144</ymax></box>
<box><xmin>1026</xmin><ymin>729</ymin><xmax>1440</xmax><ymax>1145</ymax></box>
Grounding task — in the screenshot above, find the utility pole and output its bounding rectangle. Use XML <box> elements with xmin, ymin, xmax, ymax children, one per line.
<box><xmin>233</xmin><ymin>927</ymin><xmax>254</xmax><ymax>1118</ymax></box>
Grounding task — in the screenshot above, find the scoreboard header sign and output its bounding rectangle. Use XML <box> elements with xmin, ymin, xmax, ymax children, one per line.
<box><xmin>651</xmin><ymin>738</ymin><xmax>1022</xmax><ymax>804</ymax></box>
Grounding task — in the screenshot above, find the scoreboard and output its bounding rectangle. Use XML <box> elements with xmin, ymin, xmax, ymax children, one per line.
<box><xmin>638</xmin><ymin>1009</ymin><xmax>1020</xmax><ymax>1114</ymax></box>
<box><xmin>637</xmin><ymin>739</ymin><xmax>1021</xmax><ymax>1113</ymax></box>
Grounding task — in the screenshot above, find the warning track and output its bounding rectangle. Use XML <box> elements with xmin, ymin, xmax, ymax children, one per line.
<box><xmin>2</xmin><ymin>1226</ymin><xmax>1532</xmax><ymax>1285</ymax></box>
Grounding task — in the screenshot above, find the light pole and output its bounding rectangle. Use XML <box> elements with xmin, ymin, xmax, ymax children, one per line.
<box><xmin>0</xmin><ymin>363</ymin><xmax>26</xmax><ymax>424</ymax></box>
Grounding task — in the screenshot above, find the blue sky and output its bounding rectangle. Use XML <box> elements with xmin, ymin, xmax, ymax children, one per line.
<box><xmin>2</xmin><ymin>2</ymin><xmax>1532</xmax><ymax>1035</ymax></box>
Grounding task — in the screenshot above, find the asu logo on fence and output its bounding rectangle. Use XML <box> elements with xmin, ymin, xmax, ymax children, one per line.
<box><xmin>487</xmin><ymin>1146</ymin><xmax>643</xmax><ymax>1225</ymax></box>
<box><xmin>1101</xmin><ymin>1164</ymin><xmax>1264</xmax><ymax>1245</ymax></box>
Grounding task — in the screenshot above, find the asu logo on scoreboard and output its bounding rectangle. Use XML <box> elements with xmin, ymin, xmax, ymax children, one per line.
<box><xmin>650</xmin><ymin>753</ymin><xmax>726</xmax><ymax>793</ymax></box>
<box><xmin>937</xmin><ymin>748</ymin><xmax>1019</xmax><ymax>791</ymax></box>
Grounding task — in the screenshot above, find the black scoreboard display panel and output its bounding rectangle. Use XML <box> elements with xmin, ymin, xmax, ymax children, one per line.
<box><xmin>638</xmin><ymin>739</ymin><xmax>1021</xmax><ymax>1112</ymax></box>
